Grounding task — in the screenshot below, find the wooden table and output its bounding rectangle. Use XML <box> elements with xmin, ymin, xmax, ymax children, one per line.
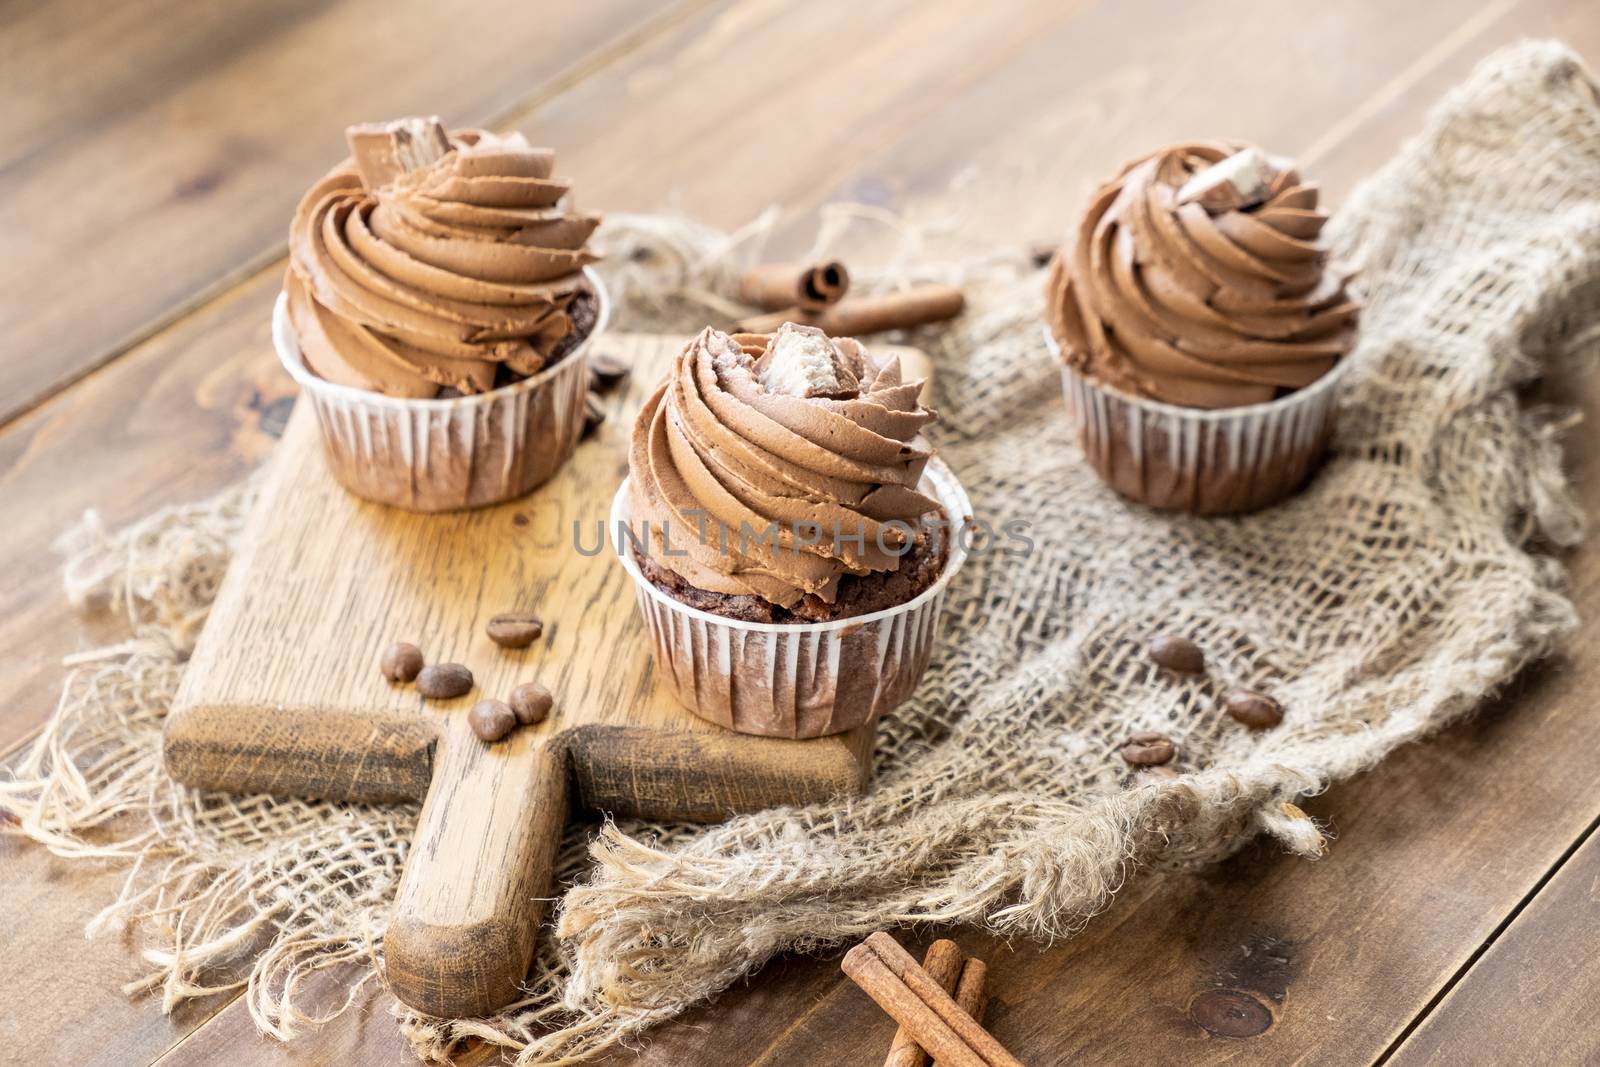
<box><xmin>5</xmin><ymin>2</ymin><xmax>1598</xmax><ymax>1064</ymax></box>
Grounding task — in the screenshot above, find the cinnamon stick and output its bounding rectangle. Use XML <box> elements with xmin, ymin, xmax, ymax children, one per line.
<box><xmin>884</xmin><ymin>940</ymin><xmax>965</xmax><ymax>1067</ymax></box>
<box><xmin>952</xmin><ymin>956</ymin><xmax>989</xmax><ymax>1027</ymax></box>
<box><xmin>738</xmin><ymin>261</ymin><xmax>851</xmax><ymax>312</ymax></box>
<box><xmin>735</xmin><ymin>284</ymin><xmax>965</xmax><ymax>337</ymax></box>
<box><xmin>843</xmin><ymin>932</ymin><xmax>1023</xmax><ymax>1067</ymax></box>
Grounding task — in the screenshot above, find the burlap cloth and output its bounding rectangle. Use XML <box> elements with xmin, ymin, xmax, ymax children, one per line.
<box><xmin>5</xmin><ymin>41</ymin><xmax>1600</xmax><ymax>1065</ymax></box>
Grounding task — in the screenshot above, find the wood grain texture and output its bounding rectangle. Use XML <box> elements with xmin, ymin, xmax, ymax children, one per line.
<box><xmin>386</xmin><ymin>720</ymin><xmax>567</xmax><ymax>1017</ymax></box>
<box><xmin>164</xmin><ymin>334</ymin><xmax>928</xmax><ymax>1016</ymax></box>
<box><xmin>147</xmin><ymin>963</ymin><xmax>467</xmax><ymax>1067</ymax></box>
<box><xmin>515</xmin><ymin>0</ymin><xmax>1553</xmax><ymax>256</ymax></box>
<box><xmin>0</xmin><ymin>0</ymin><xmax>686</xmax><ymax>426</ymax></box>
<box><xmin>0</xmin><ymin>833</ymin><xmax>239</xmax><ymax>1067</ymax></box>
<box><xmin>1387</xmin><ymin>827</ymin><xmax>1600</xmax><ymax>1066</ymax></box>
<box><xmin>4</xmin><ymin>1</ymin><xmax>1600</xmax><ymax>1063</ymax></box>
<box><xmin>599</xmin><ymin>363</ymin><xmax>1600</xmax><ymax>1066</ymax></box>
<box><xmin>3</xmin><ymin>0</ymin><xmax>1562</xmax><ymax>760</ymax></box>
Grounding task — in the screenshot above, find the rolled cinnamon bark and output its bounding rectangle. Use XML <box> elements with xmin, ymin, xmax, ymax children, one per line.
<box><xmin>738</xmin><ymin>260</ymin><xmax>851</xmax><ymax>312</ymax></box>
<box><xmin>735</xmin><ymin>284</ymin><xmax>965</xmax><ymax>336</ymax></box>
<box><xmin>843</xmin><ymin>932</ymin><xmax>1023</xmax><ymax>1067</ymax></box>
<box><xmin>884</xmin><ymin>940</ymin><xmax>965</xmax><ymax>1067</ymax></box>
<box><xmin>952</xmin><ymin>957</ymin><xmax>988</xmax><ymax>1026</ymax></box>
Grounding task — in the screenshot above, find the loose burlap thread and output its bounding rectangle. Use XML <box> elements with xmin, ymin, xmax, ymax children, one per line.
<box><xmin>4</xmin><ymin>41</ymin><xmax>1599</xmax><ymax>1065</ymax></box>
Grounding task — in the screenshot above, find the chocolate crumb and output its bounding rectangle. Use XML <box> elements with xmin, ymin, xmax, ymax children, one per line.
<box><xmin>635</xmin><ymin>516</ymin><xmax>948</xmax><ymax>624</ymax></box>
<box><xmin>589</xmin><ymin>352</ymin><xmax>631</xmax><ymax>393</ymax></box>
<box><xmin>548</xmin><ymin>288</ymin><xmax>599</xmax><ymax>364</ymax></box>
<box><xmin>582</xmin><ymin>392</ymin><xmax>607</xmax><ymax>438</ymax></box>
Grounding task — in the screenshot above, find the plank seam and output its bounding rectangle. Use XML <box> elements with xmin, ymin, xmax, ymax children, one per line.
<box><xmin>1372</xmin><ymin>805</ymin><xmax>1600</xmax><ymax>1065</ymax></box>
<box><xmin>0</xmin><ymin>0</ymin><xmax>721</xmax><ymax>436</ymax></box>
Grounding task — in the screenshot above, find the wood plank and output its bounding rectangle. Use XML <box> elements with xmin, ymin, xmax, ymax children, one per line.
<box><xmin>165</xmin><ymin>335</ymin><xmax>885</xmax><ymax>1018</ymax></box>
<box><xmin>0</xmin><ymin>0</ymin><xmax>686</xmax><ymax>426</ymax></box>
<box><xmin>0</xmin><ymin>833</ymin><xmax>237</xmax><ymax>1067</ymax></box>
<box><xmin>600</xmin><ymin>659</ymin><xmax>1600</xmax><ymax>1065</ymax></box>
<box><xmin>1387</xmin><ymin>825</ymin><xmax>1600</xmax><ymax>1066</ymax></box>
<box><xmin>4</xmin><ymin>0</ymin><xmax>1567</xmax><ymax>771</ymax></box>
<box><xmin>514</xmin><ymin>0</ymin><xmax>1552</xmax><ymax>254</ymax></box>
<box><xmin>0</xmin><ymin>268</ymin><xmax>305</xmax><ymax>757</ymax></box>
<box><xmin>5</xmin><ymin>1</ymin><xmax>1599</xmax><ymax>1064</ymax></box>
<box><xmin>148</xmin><ymin>968</ymin><xmax>446</xmax><ymax>1067</ymax></box>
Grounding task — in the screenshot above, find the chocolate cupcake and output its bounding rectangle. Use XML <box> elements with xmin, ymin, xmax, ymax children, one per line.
<box><xmin>274</xmin><ymin>116</ymin><xmax>607</xmax><ymax>511</ymax></box>
<box><xmin>612</xmin><ymin>323</ymin><xmax>971</xmax><ymax>738</ymax></box>
<box><xmin>1045</xmin><ymin>142</ymin><xmax>1358</xmax><ymax>514</ymax></box>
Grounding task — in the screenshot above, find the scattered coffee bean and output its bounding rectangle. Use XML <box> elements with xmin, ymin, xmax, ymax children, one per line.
<box><xmin>588</xmin><ymin>352</ymin><xmax>631</xmax><ymax>392</ymax></box>
<box><xmin>379</xmin><ymin>642</ymin><xmax>424</xmax><ymax>683</ymax></box>
<box><xmin>1148</xmin><ymin>634</ymin><xmax>1205</xmax><ymax>674</ymax></box>
<box><xmin>1225</xmin><ymin>690</ymin><xmax>1284</xmax><ymax>729</ymax></box>
<box><xmin>469</xmin><ymin>699</ymin><xmax>517</xmax><ymax>743</ymax></box>
<box><xmin>1142</xmin><ymin>764</ymin><xmax>1179</xmax><ymax>779</ymax></box>
<box><xmin>582</xmin><ymin>392</ymin><xmax>607</xmax><ymax>438</ymax></box>
<box><xmin>509</xmin><ymin>681</ymin><xmax>554</xmax><ymax>725</ymax></box>
<box><xmin>1120</xmin><ymin>731</ymin><xmax>1176</xmax><ymax>766</ymax></box>
<box><xmin>416</xmin><ymin>662</ymin><xmax>473</xmax><ymax>700</ymax></box>
<box><xmin>486</xmin><ymin>611</ymin><xmax>544</xmax><ymax>649</ymax></box>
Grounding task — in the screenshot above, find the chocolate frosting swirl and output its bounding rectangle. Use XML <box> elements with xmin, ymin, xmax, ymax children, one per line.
<box><xmin>286</xmin><ymin>126</ymin><xmax>599</xmax><ymax>398</ymax></box>
<box><xmin>629</xmin><ymin>324</ymin><xmax>942</xmax><ymax>608</ymax></box>
<box><xmin>1046</xmin><ymin>142</ymin><xmax>1357</xmax><ymax>409</ymax></box>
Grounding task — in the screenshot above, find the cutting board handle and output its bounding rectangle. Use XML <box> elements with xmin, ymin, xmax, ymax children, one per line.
<box><xmin>383</xmin><ymin>714</ymin><xmax>568</xmax><ymax>1017</ymax></box>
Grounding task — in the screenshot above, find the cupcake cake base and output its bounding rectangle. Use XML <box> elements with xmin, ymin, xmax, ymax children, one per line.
<box><xmin>611</xmin><ymin>457</ymin><xmax>972</xmax><ymax>740</ymax></box>
<box><xmin>635</xmin><ymin>517</ymin><xmax>949</xmax><ymax>624</ymax></box>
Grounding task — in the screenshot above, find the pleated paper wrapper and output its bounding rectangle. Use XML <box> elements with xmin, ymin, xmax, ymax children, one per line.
<box><xmin>271</xmin><ymin>270</ymin><xmax>607</xmax><ymax>512</ymax></box>
<box><xmin>611</xmin><ymin>458</ymin><xmax>971</xmax><ymax>738</ymax></box>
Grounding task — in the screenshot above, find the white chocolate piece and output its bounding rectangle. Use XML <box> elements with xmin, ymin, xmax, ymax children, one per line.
<box><xmin>1177</xmin><ymin>147</ymin><xmax>1274</xmax><ymax>212</ymax></box>
<box><xmin>757</xmin><ymin>322</ymin><xmax>860</xmax><ymax>399</ymax></box>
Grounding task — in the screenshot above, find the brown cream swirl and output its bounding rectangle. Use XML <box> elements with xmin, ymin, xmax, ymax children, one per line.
<box><xmin>1046</xmin><ymin>142</ymin><xmax>1357</xmax><ymax>409</ymax></box>
<box><xmin>628</xmin><ymin>324</ymin><xmax>942</xmax><ymax>608</ymax></box>
<box><xmin>286</xmin><ymin>126</ymin><xmax>599</xmax><ymax>398</ymax></box>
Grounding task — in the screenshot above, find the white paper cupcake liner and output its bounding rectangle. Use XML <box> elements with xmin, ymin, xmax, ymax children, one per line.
<box><xmin>272</xmin><ymin>268</ymin><xmax>608</xmax><ymax>512</ymax></box>
<box><xmin>610</xmin><ymin>458</ymin><xmax>972</xmax><ymax>739</ymax></box>
<box><xmin>1045</xmin><ymin>327</ymin><xmax>1349</xmax><ymax>514</ymax></box>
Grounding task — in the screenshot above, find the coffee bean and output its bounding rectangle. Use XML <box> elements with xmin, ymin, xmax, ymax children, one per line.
<box><xmin>1142</xmin><ymin>764</ymin><xmax>1179</xmax><ymax>779</ymax></box>
<box><xmin>416</xmin><ymin>663</ymin><xmax>473</xmax><ymax>700</ymax></box>
<box><xmin>379</xmin><ymin>642</ymin><xmax>424</xmax><ymax>683</ymax></box>
<box><xmin>1120</xmin><ymin>730</ymin><xmax>1176</xmax><ymax>766</ymax></box>
<box><xmin>1149</xmin><ymin>634</ymin><xmax>1204</xmax><ymax>674</ymax></box>
<box><xmin>589</xmin><ymin>352</ymin><xmax>631</xmax><ymax>393</ymax></box>
<box><xmin>1225</xmin><ymin>690</ymin><xmax>1284</xmax><ymax>729</ymax></box>
<box><xmin>486</xmin><ymin>611</ymin><xmax>543</xmax><ymax>649</ymax></box>
<box><xmin>469</xmin><ymin>699</ymin><xmax>517</xmax><ymax>743</ymax></box>
<box><xmin>582</xmin><ymin>392</ymin><xmax>607</xmax><ymax>439</ymax></box>
<box><xmin>509</xmin><ymin>681</ymin><xmax>554</xmax><ymax>725</ymax></box>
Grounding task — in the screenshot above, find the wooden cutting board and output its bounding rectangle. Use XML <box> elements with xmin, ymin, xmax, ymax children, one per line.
<box><xmin>164</xmin><ymin>332</ymin><xmax>931</xmax><ymax>1019</ymax></box>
